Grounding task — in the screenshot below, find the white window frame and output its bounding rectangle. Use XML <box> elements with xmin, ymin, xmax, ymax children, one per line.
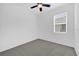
<box><xmin>53</xmin><ymin>12</ymin><xmax>67</xmax><ymax>33</ymax></box>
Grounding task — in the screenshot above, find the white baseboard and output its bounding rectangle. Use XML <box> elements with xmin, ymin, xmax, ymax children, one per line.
<box><xmin>0</xmin><ymin>38</ymin><xmax>36</xmax><ymax>52</ymax></box>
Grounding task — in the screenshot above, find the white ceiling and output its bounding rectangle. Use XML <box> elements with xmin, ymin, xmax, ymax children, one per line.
<box><xmin>23</xmin><ymin>3</ymin><xmax>66</xmax><ymax>14</ymax></box>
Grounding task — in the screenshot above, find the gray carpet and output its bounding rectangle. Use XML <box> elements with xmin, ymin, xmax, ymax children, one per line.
<box><xmin>0</xmin><ymin>39</ymin><xmax>77</xmax><ymax>56</ymax></box>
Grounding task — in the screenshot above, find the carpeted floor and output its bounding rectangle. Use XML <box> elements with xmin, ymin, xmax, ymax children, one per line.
<box><xmin>0</xmin><ymin>39</ymin><xmax>77</xmax><ymax>56</ymax></box>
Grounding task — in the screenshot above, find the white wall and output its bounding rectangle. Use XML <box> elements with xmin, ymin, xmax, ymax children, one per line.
<box><xmin>0</xmin><ymin>3</ymin><xmax>37</xmax><ymax>52</ymax></box>
<box><xmin>75</xmin><ymin>4</ymin><xmax>79</xmax><ymax>56</ymax></box>
<box><xmin>37</xmin><ymin>4</ymin><xmax>75</xmax><ymax>47</ymax></box>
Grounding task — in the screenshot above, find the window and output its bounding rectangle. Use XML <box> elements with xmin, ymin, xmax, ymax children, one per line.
<box><xmin>54</xmin><ymin>12</ymin><xmax>67</xmax><ymax>33</ymax></box>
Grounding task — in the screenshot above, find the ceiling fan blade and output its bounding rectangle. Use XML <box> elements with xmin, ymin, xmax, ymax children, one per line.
<box><xmin>39</xmin><ymin>7</ymin><xmax>42</xmax><ymax>12</ymax></box>
<box><xmin>42</xmin><ymin>4</ymin><xmax>50</xmax><ymax>7</ymax></box>
<box><xmin>30</xmin><ymin>5</ymin><xmax>38</xmax><ymax>9</ymax></box>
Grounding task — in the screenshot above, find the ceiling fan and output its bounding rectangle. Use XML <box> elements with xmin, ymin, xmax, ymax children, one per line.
<box><xmin>30</xmin><ymin>3</ymin><xmax>51</xmax><ymax>12</ymax></box>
